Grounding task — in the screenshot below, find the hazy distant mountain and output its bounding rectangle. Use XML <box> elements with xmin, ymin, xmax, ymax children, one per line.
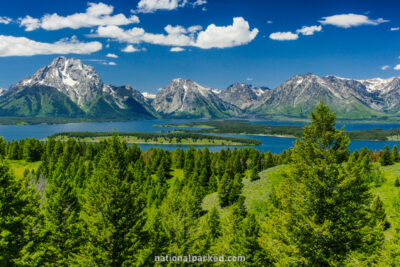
<box><xmin>2</xmin><ymin>57</ymin><xmax>155</xmax><ymax>119</ymax></box>
<box><xmin>152</xmin><ymin>78</ymin><xmax>241</xmax><ymax>118</ymax></box>
<box><xmin>219</xmin><ymin>83</ymin><xmax>268</xmax><ymax>109</ymax></box>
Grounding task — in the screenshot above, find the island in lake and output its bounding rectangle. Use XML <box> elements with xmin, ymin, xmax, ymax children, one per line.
<box><xmin>49</xmin><ymin>132</ymin><xmax>262</xmax><ymax>146</ymax></box>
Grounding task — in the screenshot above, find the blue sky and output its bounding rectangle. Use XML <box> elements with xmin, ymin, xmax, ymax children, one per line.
<box><xmin>0</xmin><ymin>0</ymin><xmax>399</xmax><ymax>93</ymax></box>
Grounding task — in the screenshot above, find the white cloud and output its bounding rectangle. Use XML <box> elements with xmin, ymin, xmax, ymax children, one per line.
<box><xmin>193</xmin><ymin>0</ymin><xmax>207</xmax><ymax>7</ymax></box>
<box><xmin>103</xmin><ymin>61</ymin><xmax>117</xmax><ymax>66</ymax></box>
<box><xmin>93</xmin><ymin>17</ymin><xmax>258</xmax><ymax>49</ymax></box>
<box><xmin>381</xmin><ymin>65</ymin><xmax>390</xmax><ymax>70</ymax></box>
<box><xmin>0</xmin><ymin>16</ymin><xmax>12</xmax><ymax>25</ymax></box>
<box><xmin>0</xmin><ymin>35</ymin><xmax>102</xmax><ymax>57</ymax></box>
<box><xmin>170</xmin><ymin>47</ymin><xmax>185</xmax><ymax>52</ymax></box>
<box><xmin>136</xmin><ymin>0</ymin><xmax>179</xmax><ymax>13</ymax></box>
<box><xmin>19</xmin><ymin>2</ymin><xmax>139</xmax><ymax>31</ymax></box>
<box><xmin>395</xmin><ymin>64</ymin><xmax>400</xmax><ymax>70</ymax></box>
<box><xmin>390</xmin><ymin>27</ymin><xmax>400</xmax><ymax>31</ymax></box>
<box><xmin>122</xmin><ymin>45</ymin><xmax>141</xmax><ymax>53</ymax></box>
<box><xmin>135</xmin><ymin>0</ymin><xmax>206</xmax><ymax>13</ymax></box>
<box><xmin>19</xmin><ymin>16</ymin><xmax>40</xmax><ymax>31</ymax></box>
<box><xmin>269</xmin><ymin>31</ymin><xmax>298</xmax><ymax>41</ymax></box>
<box><xmin>246</xmin><ymin>77</ymin><xmax>253</xmax><ymax>81</ymax></box>
<box><xmin>266</xmin><ymin>20</ymin><xmax>273</xmax><ymax>24</ymax></box>
<box><xmin>194</xmin><ymin>17</ymin><xmax>258</xmax><ymax>49</ymax></box>
<box><xmin>188</xmin><ymin>25</ymin><xmax>202</xmax><ymax>33</ymax></box>
<box><xmin>319</xmin><ymin>13</ymin><xmax>388</xmax><ymax>28</ymax></box>
<box><xmin>296</xmin><ymin>25</ymin><xmax>322</xmax><ymax>36</ymax></box>
<box><xmin>106</xmin><ymin>53</ymin><xmax>118</xmax><ymax>58</ymax></box>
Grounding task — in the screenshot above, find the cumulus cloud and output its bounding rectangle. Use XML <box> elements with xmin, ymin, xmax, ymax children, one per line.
<box><xmin>319</xmin><ymin>13</ymin><xmax>388</xmax><ymax>28</ymax></box>
<box><xmin>170</xmin><ymin>47</ymin><xmax>185</xmax><ymax>52</ymax></box>
<box><xmin>390</xmin><ymin>27</ymin><xmax>400</xmax><ymax>31</ymax></box>
<box><xmin>93</xmin><ymin>17</ymin><xmax>258</xmax><ymax>49</ymax></box>
<box><xmin>381</xmin><ymin>65</ymin><xmax>390</xmax><ymax>70</ymax></box>
<box><xmin>0</xmin><ymin>16</ymin><xmax>12</xmax><ymax>25</ymax></box>
<box><xmin>269</xmin><ymin>31</ymin><xmax>298</xmax><ymax>41</ymax></box>
<box><xmin>19</xmin><ymin>2</ymin><xmax>139</xmax><ymax>31</ymax></box>
<box><xmin>395</xmin><ymin>64</ymin><xmax>400</xmax><ymax>70</ymax></box>
<box><xmin>0</xmin><ymin>35</ymin><xmax>102</xmax><ymax>57</ymax></box>
<box><xmin>136</xmin><ymin>0</ymin><xmax>206</xmax><ymax>13</ymax></box>
<box><xmin>122</xmin><ymin>45</ymin><xmax>141</xmax><ymax>52</ymax></box>
<box><xmin>106</xmin><ymin>53</ymin><xmax>118</xmax><ymax>58</ymax></box>
<box><xmin>195</xmin><ymin>17</ymin><xmax>258</xmax><ymax>49</ymax></box>
<box><xmin>296</xmin><ymin>25</ymin><xmax>322</xmax><ymax>36</ymax></box>
<box><xmin>19</xmin><ymin>16</ymin><xmax>40</xmax><ymax>31</ymax></box>
<box><xmin>266</xmin><ymin>20</ymin><xmax>273</xmax><ymax>24</ymax></box>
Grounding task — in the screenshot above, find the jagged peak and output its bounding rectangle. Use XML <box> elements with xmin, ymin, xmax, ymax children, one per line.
<box><xmin>227</xmin><ymin>82</ymin><xmax>252</xmax><ymax>89</ymax></box>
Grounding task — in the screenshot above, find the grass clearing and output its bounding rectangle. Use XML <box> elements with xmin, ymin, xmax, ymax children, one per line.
<box><xmin>7</xmin><ymin>160</ymin><xmax>41</xmax><ymax>179</ymax></box>
<box><xmin>373</xmin><ymin>162</ymin><xmax>400</xmax><ymax>238</ymax></box>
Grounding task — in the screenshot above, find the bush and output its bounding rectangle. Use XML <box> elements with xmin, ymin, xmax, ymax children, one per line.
<box><xmin>395</xmin><ymin>177</ymin><xmax>400</xmax><ymax>187</ymax></box>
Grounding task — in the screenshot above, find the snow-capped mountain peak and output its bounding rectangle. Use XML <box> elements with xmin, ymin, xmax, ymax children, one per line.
<box><xmin>142</xmin><ymin>92</ymin><xmax>156</xmax><ymax>100</ymax></box>
<box><xmin>15</xmin><ymin>56</ymin><xmax>104</xmax><ymax>107</ymax></box>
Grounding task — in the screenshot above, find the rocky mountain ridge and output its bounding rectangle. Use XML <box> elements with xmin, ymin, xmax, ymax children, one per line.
<box><xmin>1</xmin><ymin>57</ymin><xmax>400</xmax><ymax>120</ymax></box>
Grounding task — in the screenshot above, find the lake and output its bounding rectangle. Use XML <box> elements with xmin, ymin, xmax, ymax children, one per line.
<box><xmin>1</xmin><ymin>119</ymin><xmax>400</xmax><ymax>153</ymax></box>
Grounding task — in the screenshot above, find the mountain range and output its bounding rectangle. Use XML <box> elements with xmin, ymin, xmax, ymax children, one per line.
<box><xmin>1</xmin><ymin>57</ymin><xmax>399</xmax><ymax>121</ymax></box>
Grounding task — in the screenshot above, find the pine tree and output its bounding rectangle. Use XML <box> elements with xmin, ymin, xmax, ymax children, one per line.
<box><xmin>76</xmin><ymin>136</ymin><xmax>147</xmax><ymax>266</ymax></box>
<box><xmin>161</xmin><ymin>184</ymin><xmax>199</xmax><ymax>255</ymax></box>
<box><xmin>218</xmin><ymin>171</ymin><xmax>232</xmax><ymax>207</ymax></box>
<box><xmin>395</xmin><ymin>177</ymin><xmax>400</xmax><ymax>187</ymax></box>
<box><xmin>140</xmin><ymin>209</ymin><xmax>168</xmax><ymax>265</ymax></box>
<box><xmin>229</xmin><ymin>213</ymin><xmax>266</xmax><ymax>266</ymax></box>
<box><xmin>371</xmin><ymin>196</ymin><xmax>389</xmax><ymax>229</ymax></box>
<box><xmin>380</xmin><ymin>145</ymin><xmax>393</xmax><ymax>166</ymax></box>
<box><xmin>37</xmin><ymin>162</ymin><xmax>82</xmax><ymax>265</ymax></box>
<box><xmin>392</xmin><ymin>145</ymin><xmax>399</xmax><ymax>162</ymax></box>
<box><xmin>250</xmin><ymin>168</ymin><xmax>260</xmax><ymax>181</ymax></box>
<box><xmin>259</xmin><ymin>102</ymin><xmax>384</xmax><ymax>266</ymax></box>
<box><xmin>0</xmin><ymin>163</ymin><xmax>42</xmax><ymax>266</ymax></box>
<box><xmin>192</xmin><ymin>206</ymin><xmax>221</xmax><ymax>255</ymax></box>
<box><xmin>207</xmin><ymin>207</ymin><xmax>221</xmax><ymax>242</ymax></box>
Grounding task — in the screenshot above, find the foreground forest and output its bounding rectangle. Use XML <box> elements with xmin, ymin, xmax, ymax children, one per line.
<box><xmin>1</xmin><ymin>103</ymin><xmax>400</xmax><ymax>266</ymax></box>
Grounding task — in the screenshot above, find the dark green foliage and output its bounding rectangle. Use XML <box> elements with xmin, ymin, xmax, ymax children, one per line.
<box><xmin>380</xmin><ymin>145</ymin><xmax>394</xmax><ymax>166</ymax></box>
<box><xmin>1</xmin><ymin>102</ymin><xmax>397</xmax><ymax>265</ymax></box>
<box><xmin>392</xmin><ymin>145</ymin><xmax>399</xmax><ymax>162</ymax></box>
<box><xmin>395</xmin><ymin>178</ymin><xmax>400</xmax><ymax>187</ymax></box>
<box><xmin>77</xmin><ymin>136</ymin><xmax>147</xmax><ymax>266</ymax></box>
<box><xmin>0</xmin><ymin>163</ymin><xmax>41</xmax><ymax>266</ymax></box>
<box><xmin>218</xmin><ymin>163</ymin><xmax>243</xmax><ymax>207</ymax></box>
<box><xmin>260</xmin><ymin>102</ymin><xmax>384</xmax><ymax>266</ymax></box>
<box><xmin>371</xmin><ymin>196</ymin><xmax>389</xmax><ymax>230</ymax></box>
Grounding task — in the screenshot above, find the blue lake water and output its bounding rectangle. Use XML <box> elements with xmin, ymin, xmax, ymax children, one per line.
<box><xmin>0</xmin><ymin>119</ymin><xmax>400</xmax><ymax>153</ymax></box>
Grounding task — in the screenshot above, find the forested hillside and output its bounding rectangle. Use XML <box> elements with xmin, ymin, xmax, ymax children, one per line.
<box><xmin>1</xmin><ymin>103</ymin><xmax>400</xmax><ymax>266</ymax></box>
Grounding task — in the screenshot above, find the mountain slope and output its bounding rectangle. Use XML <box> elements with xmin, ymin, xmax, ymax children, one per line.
<box><xmin>218</xmin><ymin>83</ymin><xmax>267</xmax><ymax>109</ymax></box>
<box><xmin>251</xmin><ymin>73</ymin><xmax>386</xmax><ymax>119</ymax></box>
<box><xmin>0</xmin><ymin>85</ymin><xmax>84</xmax><ymax>117</ymax></box>
<box><xmin>152</xmin><ymin>78</ymin><xmax>241</xmax><ymax>118</ymax></box>
<box><xmin>4</xmin><ymin>57</ymin><xmax>155</xmax><ymax>120</ymax></box>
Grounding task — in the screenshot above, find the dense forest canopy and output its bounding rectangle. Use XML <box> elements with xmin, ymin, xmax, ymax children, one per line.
<box><xmin>1</xmin><ymin>102</ymin><xmax>400</xmax><ymax>266</ymax></box>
